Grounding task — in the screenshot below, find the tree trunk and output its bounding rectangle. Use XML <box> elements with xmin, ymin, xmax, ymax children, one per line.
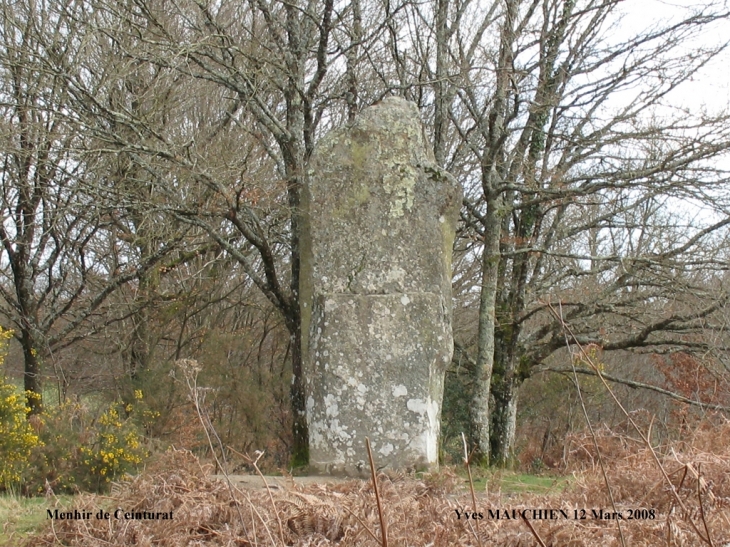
<box><xmin>284</xmin><ymin>153</ymin><xmax>309</xmax><ymax>465</ymax></box>
<box><xmin>21</xmin><ymin>328</ymin><xmax>42</xmax><ymax>415</ymax></box>
<box><xmin>469</xmin><ymin>0</ymin><xmax>518</xmax><ymax>465</ymax></box>
<box><xmin>15</xmin><ymin>262</ymin><xmax>43</xmax><ymax>415</ymax></box>
<box><xmin>490</xmin><ymin>298</ymin><xmax>528</xmax><ymax>465</ymax></box>
<box><xmin>289</xmin><ymin>317</ymin><xmax>309</xmax><ymax>466</ymax></box>
<box><xmin>470</xmin><ymin>195</ymin><xmax>501</xmax><ymax>464</ymax></box>
<box><xmin>125</xmin><ymin>238</ymin><xmax>161</xmax><ymax>382</ymax></box>
<box><xmin>490</xmin><ymin>380</ymin><xmax>517</xmax><ymax>465</ymax></box>
<box><xmin>285</xmin><ymin>174</ymin><xmax>308</xmax><ymax>464</ymax></box>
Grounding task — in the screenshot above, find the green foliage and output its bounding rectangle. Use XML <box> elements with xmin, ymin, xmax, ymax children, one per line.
<box><xmin>476</xmin><ymin>471</ymin><xmax>571</xmax><ymax>495</ymax></box>
<box><xmin>78</xmin><ymin>402</ymin><xmax>147</xmax><ymax>490</ymax></box>
<box><xmin>440</xmin><ymin>367</ymin><xmax>472</xmax><ymax>464</ymax></box>
<box><xmin>0</xmin><ymin>327</ymin><xmax>43</xmax><ymax>491</ymax></box>
<box><xmin>290</xmin><ymin>444</ymin><xmax>309</xmax><ymax>470</ymax></box>
<box><xmin>25</xmin><ymin>400</ymin><xmax>84</xmax><ymax>494</ymax></box>
<box><xmin>0</xmin><ymin>492</ymin><xmax>74</xmax><ymax>544</ymax></box>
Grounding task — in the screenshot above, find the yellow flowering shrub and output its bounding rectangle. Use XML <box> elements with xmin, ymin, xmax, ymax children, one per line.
<box><xmin>0</xmin><ymin>380</ymin><xmax>43</xmax><ymax>489</ymax></box>
<box><xmin>25</xmin><ymin>399</ymin><xmax>84</xmax><ymax>494</ymax></box>
<box><xmin>79</xmin><ymin>402</ymin><xmax>147</xmax><ymax>489</ymax></box>
<box><xmin>0</xmin><ymin>327</ymin><xmax>151</xmax><ymax>494</ymax></box>
<box><xmin>0</xmin><ymin>327</ymin><xmax>42</xmax><ymax>490</ymax></box>
<box><xmin>21</xmin><ymin>396</ymin><xmax>152</xmax><ymax>494</ymax></box>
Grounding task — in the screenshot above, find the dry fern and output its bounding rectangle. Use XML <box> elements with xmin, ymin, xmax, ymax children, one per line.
<box><xmin>21</xmin><ymin>422</ymin><xmax>730</xmax><ymax>547</ymax></box>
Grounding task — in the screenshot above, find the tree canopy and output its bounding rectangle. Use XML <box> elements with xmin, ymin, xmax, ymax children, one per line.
<box><xmin>1</xmin><ymin>0</ymin><xmax>729</xmax><ymax>464</ymax></box>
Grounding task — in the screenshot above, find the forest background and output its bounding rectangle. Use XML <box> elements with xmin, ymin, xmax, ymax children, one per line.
<box><xmin>2</xmin><ymin>0</ymin><xmax>730</xmax><ymax>491</ymax></box>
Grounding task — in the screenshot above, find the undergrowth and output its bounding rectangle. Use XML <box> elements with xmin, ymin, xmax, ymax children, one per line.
<box><xmin>18</xmin><ymin>421</ymin><xmax>730</xmax><ymax>546</ymax></box>
<box><xmin>16</xmin><ymin>357</ymin><xmax>730</xmax><ymax>546</ymax></box>
<box><xmin>13</xmin><ymin>330</ymin><xmax>730</xmax><ymax>547</ymax></box>
<box><xmin>0</xmin><ymin>493</ymin><xmax>73</xmax><ymax>546</ymax></box>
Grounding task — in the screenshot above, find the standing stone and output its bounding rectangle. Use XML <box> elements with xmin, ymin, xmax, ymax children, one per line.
<box><xmin>301</xmin><ymin>97</ymin><xmax>461</xmax><ymax>475</ymax></box>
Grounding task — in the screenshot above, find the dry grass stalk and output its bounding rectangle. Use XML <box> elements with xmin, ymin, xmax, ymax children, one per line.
<box><xmin>697</xmin><ymin>463</ymin><xmax>715</xmax><ymax>547</ymax></box>
<box><xmin>519</xmin><ymin>512</ymin><xmax>546</xmax><ymax>547</ymax></box>
<box><xmin>551</xmin><ymin>302</ymin><xmax>627</xmax><ymax>547</ymax></box>
<box><xmin>461</xmin><ymin>433</ymin><xmax>483</xmax><ymax>547</ymax></box>
<box><xmin>365</xmin><ymin>438</ymin><xmax>387</xmax><ymax>547</ymax></box>
<box><xmin>19</xmin><ymin>355</ymin><xmax>730</xmax><ymax>546</ymax></box>
<box><xmin>21</xmin><ymin>430</ymin><xmax>730</xmax><ymax>547</ymax></box>
<box><xmin>229</xmin><ymin>446</ymin><xmax>286</xmax><ymax>546</ymax></box>
<box><xmin>176</xmin><ymin>358</ymin><xmax>253</xmax><ymax>544</ymax></box>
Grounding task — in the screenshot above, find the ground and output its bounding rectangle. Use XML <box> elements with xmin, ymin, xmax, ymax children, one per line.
<box><xmin>6</xmin><ymin>424</ymin><xmax>730</xmax><ymax>546</ymax></box>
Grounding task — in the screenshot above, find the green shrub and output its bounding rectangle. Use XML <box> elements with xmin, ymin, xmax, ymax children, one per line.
<box><xmin>0</xmin><ymin>326</ymin><xmax>43</xmax><ymax>491</ymax></box>
<box><xmin>0</xmin><ymin>322</ymin><xmax>150</xmax><ymax>495</ymax></box>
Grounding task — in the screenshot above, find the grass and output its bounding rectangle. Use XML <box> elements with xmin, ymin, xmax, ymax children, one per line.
<box><xmin>0</xmin><ymin>492</ymin><xmax>74</xmax><ymax>546</ymax></box>
<box><xmin>464</xmin><ymin>470</ymin><xmax>572</xmax><ymax>496</ymax></box>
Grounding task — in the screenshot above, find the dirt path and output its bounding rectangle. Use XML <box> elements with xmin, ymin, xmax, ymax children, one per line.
<box><xmin>211</xmin><ymin>474</ymin><xmax>361</xmax><ymax>490</ymax></box>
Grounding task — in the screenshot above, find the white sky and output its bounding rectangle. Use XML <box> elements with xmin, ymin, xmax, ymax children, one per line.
<box><xmin>622</xmin><ymin>0</ymin><xmax>730</xmax><ymax>113</ymax></box>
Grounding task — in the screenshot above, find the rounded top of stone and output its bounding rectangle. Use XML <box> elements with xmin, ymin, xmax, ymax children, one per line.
<box><xmin>370</xmin><ymin>95</ymin><xmax>419</xmax><ymax>114</ymax></box>
<box><xmin>309</xmin><ymin>95</ymin><xmax>432</xmax><ymax>169</ymax></box>
<box><xmin>356</xmin><ymin>96</ymin><xmax>421</xmax><ymax>131</ymax></box>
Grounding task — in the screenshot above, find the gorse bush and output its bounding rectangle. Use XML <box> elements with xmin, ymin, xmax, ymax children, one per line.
<box><xmin>0</xmin><ymin>326</ymin><xmax>151</xmax><ymax>494</ymax></box>
<box><xmin>23</xmin><ymin>396</ymin><xmax>151</xmax><ymax>494</ymax></box>
<box><xmin>25</xmin><ymin>398</ymin><xmax>85</xmax><ymax>494</ymax></box>
<box><xmin>78</xmin><ymin>401</ymin><xmax>147</xmax><ymax>491</ymax></box>
<box><xmin>0</xmin><ymin>379</ymin><xmax>43</xmax><ymax>489</ymax></box>
<box><xmin>0</xmin><ymin>327</ymin><xmax>43</xmax><ymax>490</ymax></box>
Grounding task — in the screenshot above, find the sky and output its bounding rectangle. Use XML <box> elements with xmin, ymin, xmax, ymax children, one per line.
<box><xmin>622</xmin><ymin>0</ymin><xmax>730</xmax><ymax>113</ymax></box>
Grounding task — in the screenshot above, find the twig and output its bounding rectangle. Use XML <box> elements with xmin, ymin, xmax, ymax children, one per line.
<box><xmin>520</xmin><ymin>513</ymin><xmax>547</xmax><ymax>547</ymax></box>
<box><xmin>665</xmin><ymin>464</ymin><xmax>688</xmax><ymax>543</ymax></box>
<box><xmin>677</xmin><ymin>459</ymin><xmax>717</xmax><ymax>506</ymax></box>
<box><xmin>177</xmin><ymin>359</ymin><xmax>253</xmax><ymax>544</ymax></box>
<box><xmin>342</xmin><ymin>505</ymin><xmax>381</xmax><ymax>544</ymax></box>
<box><xmin>365</xmin><ymin>437</ymin><xmax>388</xmax><ymax>547</ymax></box>
<box><xmin>667</xmin><ymin>513</ymin><xmax>673</xmax><ymax>546</ymax></box>
<box><xmin>546</xmin><ymin>303</ymin><xmax>712</xmax><ymax>545</ymax></box>
<box><xmin>243</xmin><ymin>490</ymin><xmax>278</xmax><ymax>546</ymax></box>
<box><xmin>697</xmin><ymin>463</ymin><xmax>715</xmax><ymax>547</ymax></box>
<box><xmin>229</xmin><ymin>446</ymin><xmax>286</xmax><ymax>546</ymax></box>
<box><xmin>462</xmin><ymin>432</ymin><xmax>483</xmax><ymax>547</ymax></box>
<box><xmin>539</xmin><ymin>366</ymin><xmax>730</xmax><ymax>412</ymax></box>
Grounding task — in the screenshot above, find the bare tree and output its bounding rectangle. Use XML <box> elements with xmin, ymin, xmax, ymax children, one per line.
<box><xmin>0</xmin><ymin>0</ymin><xmax>176</xmax><ymax>413</ymax></box>
<box><xmin>14</xmin><ymin>0</ymin><xmax>730</xmax><ymax>467</ymax></box>
<box><xmin>446</xmin><ymin>0</ymin><xmax>730</xmax><ymax>463</ymax></box>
